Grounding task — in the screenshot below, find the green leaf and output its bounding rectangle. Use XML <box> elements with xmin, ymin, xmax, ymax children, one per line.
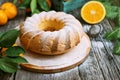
<box><xmin>13</xmin><ymin>0</ymin><xmax>18</xmax><ymax>4</ymax></box>
<box><xmin>0</xmin><ymin>29</ymin><xmax>19</xmax><ymax>48</ymax></box>
<box><xmin>30</xmin><ymin>0</ymin><xmax>37</xmax><ymax>14</ymax></box>
<box><xmin>117</xmin><ymin>8</ymin><xmax>120</xmax><ymax>26</ymax></box>
<box><xmin>31</xmin><ymin>9</ymin><xmax>40</xmax><ymax>15</ymax></box>
<box><xmin>113</xmin><ymin>42</ymin><xmax>120</xmax><ymax>55</ymax></box>
<box><xmin>5</xmin><ymin>57</ymin><xmax>28</xmax><ymax>63</ymax></box>
<box><xmin>12</xmin><ymin>57</ymin><xmax>28</xmax><ymax>63</ymax></box>
<box><xmin>103</xmin><ymin>2</ymin><xmax>118</xmax><ymax>19</ymax></box>
<box><xmin>0</xmin><ymin>58</ymin><xmax>18</xmax><ymax>73</ymax></box>
<box><xmin>38</xmin><ymin>0</ymin><xmax>50</xmax><ymax>11</ymax></box>
<box><xmin>5</xmin><ymin>46</ymin><xmax>25</xmax><ymax>57</ymax></box>
<box><xmin>34</xmin><ymin>9</ymin><xmax>40</xmax><ymax>13</ymax></box>
<box><xmin>19</xmin><ymin>0</ymin><xmax>31</xmax><ymax>9</ymax></box>
<box><xmin>104</xmin><ymin>28</ymin><xmax>120</xmax><ymax>40</ymax></box>
<box><xmin>0</xmin><ymin>56</ymin><xmax>27</xmax><ymax>73</ymax></box>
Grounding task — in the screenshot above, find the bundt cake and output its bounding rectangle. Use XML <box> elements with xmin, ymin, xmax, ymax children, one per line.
<box><xmin>20</xmin><ymin>11</ymin><xmax>83</xmax><ymax>55</ymax></box>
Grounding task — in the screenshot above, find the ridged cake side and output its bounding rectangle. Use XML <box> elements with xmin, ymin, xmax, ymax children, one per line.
<box><xmin>20</xmin><ymin>11</ymin><xmax>83</xmax><ymax>55</ymax></box>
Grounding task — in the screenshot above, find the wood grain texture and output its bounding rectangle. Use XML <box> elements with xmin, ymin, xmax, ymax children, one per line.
<box><xmin>0</xmin><ymin>0</ymin><xmax>120</xmax><ymax>80</ymax></box>
<box><xmin>16</xmin><ymin>33</ymin><xmax>91</xmax><ymax>73</ymax></box>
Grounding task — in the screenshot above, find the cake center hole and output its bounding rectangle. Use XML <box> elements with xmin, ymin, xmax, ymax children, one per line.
<box><xmin>38</xmin><ymin>19</ymin><xmax>65</xmax><ymax>31</ymax></box>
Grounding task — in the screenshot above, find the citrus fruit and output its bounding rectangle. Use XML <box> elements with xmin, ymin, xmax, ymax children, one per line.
<box><xmin>1</xmin><ymin>2</ymin><xmax>17</xmax><ymax>19</ymax></box>
<box><xmin>81</xmin><ymin>1</ymin><xmax>106</xmax><ymax>24</ymax></box>
<box><xmin>0</xmin><ymin>10</ymin><xmax>8</xmax><ymax>25</ymax></box>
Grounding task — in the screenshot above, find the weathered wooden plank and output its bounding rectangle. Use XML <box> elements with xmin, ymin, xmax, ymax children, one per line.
<box><xmin>2</xmin><ymin>19</ymin><xmax>120</xmax><ymax>80</ymax></box>
<box><xmin>107</xmin><ymin>20</ymin><xmax>120</xmax><ymax>74</ymax></box>
<box><xmin>78</xmin><ymin>19</ymin><xmax>120</xmax><ymax>80</ymax></box>
<box><xmin>0</xmin><ymin>73</ymin><xmax>12</xmax><ymax>80</ymax></box>
<box><xmin>0</xmin><ymin>0</ymin><xmax>120</xmax><ymax>80</ymax></box>
<box><xmin>99</xmin><ymin>19</ymin><xmax>120</xmax><ymax>79</ymax></box>
<box><xmin>91</xmin><ymin>40</ymin><xmax>115</xmax><ymax>80</ymax></box>
<box><xmin>13</xmin><ymin>67</ymin><xmax>81</xmax><ymax>80</ymax></box>
<box><xmin>78</xmin><ymin>40</ymin><xmax>105</xmax><ymax>80</ymax></box>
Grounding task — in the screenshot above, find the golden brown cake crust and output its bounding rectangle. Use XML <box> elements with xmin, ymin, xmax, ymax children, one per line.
<box><xmin>20</xmin><ymin>11</ymin><xmax>83</xmax><ymax>55</ymax></box>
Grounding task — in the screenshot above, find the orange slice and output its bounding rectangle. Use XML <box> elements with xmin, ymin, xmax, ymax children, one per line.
<box><xmin>81</xmin><ymin>1</ymin><xmax>106</xmax><ymax>24</ymax></box>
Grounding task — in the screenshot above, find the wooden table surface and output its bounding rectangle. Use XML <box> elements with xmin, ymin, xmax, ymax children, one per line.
<box><xmin>0</xmin><ymin>0</ymin><xmax>120</xmax><ymax>80</ymax></box>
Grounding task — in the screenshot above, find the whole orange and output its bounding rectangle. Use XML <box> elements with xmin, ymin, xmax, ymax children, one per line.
<box><xmin>0</xmin><ymin>10</ymin><xmax>8</xmax><ymax>25</ymax></box>
<box><xmin>1</xmin><ymin>2</ymin><xmax>17</xmax><ymax>19</ymax></box>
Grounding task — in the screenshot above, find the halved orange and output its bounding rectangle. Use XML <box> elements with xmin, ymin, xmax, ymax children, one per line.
<box><xmin>81</xmin><ymin>1</ymin><xmax>106</xmax><ymax>24</ymax></box>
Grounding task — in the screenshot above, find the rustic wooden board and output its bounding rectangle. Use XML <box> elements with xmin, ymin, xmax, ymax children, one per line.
<box><xmin>1</xmin><ymin>0</ymin><xmax>120</xmax><ymax>79</ymax></box>
<box><xmin>16</xmin><ymin>33</ymin><xmax>91</xmax><ymax>73</ymax></box>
